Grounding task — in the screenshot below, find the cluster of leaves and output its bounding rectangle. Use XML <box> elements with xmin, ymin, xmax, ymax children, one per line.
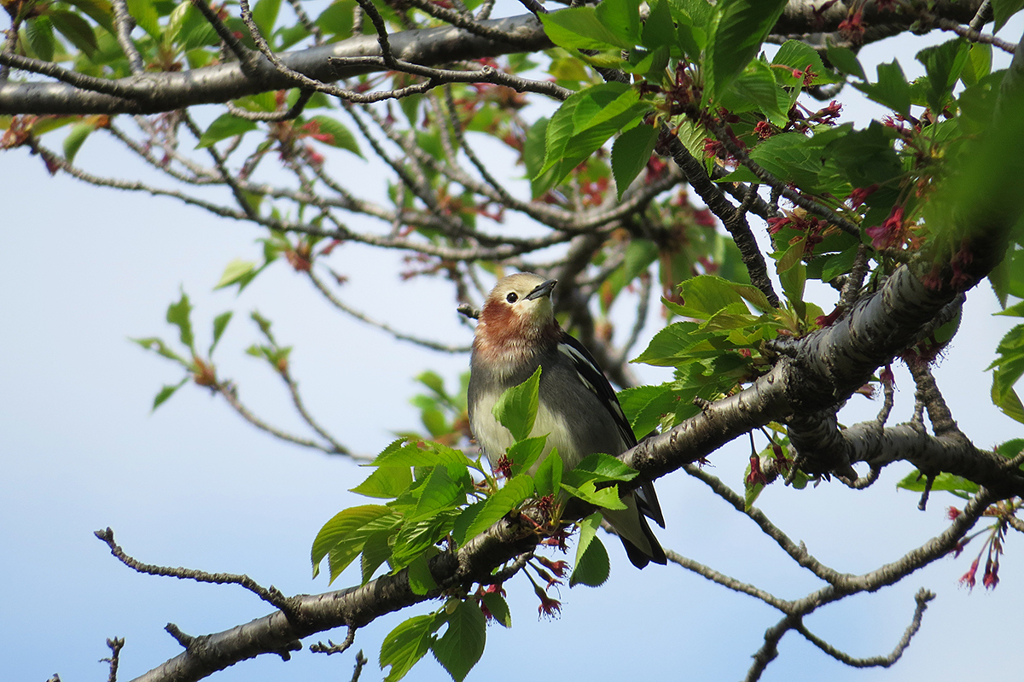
<box><xmin>530</xmin><ymin>0</ymin><xmax>1024</xmax><ymax>483</ymax></box>
<box><xmin>131</xmin><ymin>290</ymin><xmax>232</xmax><ymax>409</ymax></box>
<box><xmin>533</xmin><ymin>0</ymin><xmax>1024</xmax><ymax>298</ymax></box>
<box><xmin>621</xmin><ymin>274</ymin><xmax>780</xmax><ymax>437</ymax></box>
<box><xmin>310</xmin><ymin>366</ymin><xmax>641</xmax><ymax>681</ymax></box>
<box><xmin>131</xmin><ymin>288</ymin><xmax>300</xmax><ymax>410</ymax></box>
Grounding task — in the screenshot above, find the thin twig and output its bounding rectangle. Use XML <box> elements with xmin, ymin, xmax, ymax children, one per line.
<box><xmin>308</xmin><ymin>270</ymin><xmax>471</xmax><ymax>353</ymax></box>
<box><xmin>216</xmin><ymin>381</ymin><xmax>341</xmax><ymax>453</ymax></box>
<box><xmin>286</xmin><ymin>0</ymin><xmax>325</xmax><ymax>45</ymax></box>
<box><xmin>102</xmin><ymin>637</ymin><xmax>126</xmax><ymax>682</ymax></box>
<box><xmin>310</xmin><ymin>625</ymin><xmax>357</xmax><ymax>655</ymax></box>
<box><xmin>192</xmin><ymin>0</ymin><xmax>258</xmax><ymax>72</ymax></box>
<box><xmin>226</xmin><ymin>90</ymin><xmax>314</xmax><ymax>122</ymax></box>
<box><xmin>94</xmin><ymin>527</ymin><xmax>294</xmax><ymax>611</ymax></box>
<box><xmin>351</xmin><ymin>650</ymin><xmax>368</xmax><ymax>682</ymax></box>
<box><xmin>281</xmin><ymin>370</ymin><xmax>356</xmax><ymax>457</ymax></box>
<box><xmin>180</xmin><ymin>111</ymin><xmax>259</xmax><ymax>220</ymax></box>
<box><xmin>793</xmin><ymin>589</ymin><xmax>934</xmax><ymax>668</ymax></box>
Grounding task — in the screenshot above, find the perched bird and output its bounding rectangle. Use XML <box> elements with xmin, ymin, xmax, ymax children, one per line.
<box><xmin>467</xmin><ymin>272</ymin><xmax>666</xmax><ymax>568</ymax></box>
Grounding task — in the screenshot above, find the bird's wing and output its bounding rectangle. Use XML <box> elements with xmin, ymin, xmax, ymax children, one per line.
<box><xmin>556</xmin><ymin>332</ymin><xmax>665</xmax><ymax>527</ymax></box>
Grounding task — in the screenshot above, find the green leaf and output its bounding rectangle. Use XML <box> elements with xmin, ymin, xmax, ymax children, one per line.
<box><xmin>566</xmin><ymin>453</ymin><xmax>639</xmax><ymax>484</ymax></box>
<box><xmin>196</xmin><ymin>114</ymin><xmax>258</xmax><ymax>149</ymax></box>
<box><xmin>641</xmin><ymin>0</ymin><xmax>676</xmax><ymax>50</ymax></box>
<box><xmin>304</xmin><ymin>115</ymin><xmax>363</xmax><ymax>156</ymax></box>
<box><xmin>721</xmin><ymin>59</ymin><xmax>788</xmax><ymax>125</ymax></box>
<box><xmin>373</xmin><ymin>440</ymin><xmax>469</xmax><ymax>470</ymax></box>
<box><xmin>778</xmin><ymin>260</ymin><xmax>806</xmax><ymax>316</ymax></box>
<box><xmin>126</xmin><ymin>0</ymin><xmax>160</xmax><ymax>38</ymax></box>
<box><xmin>506</xmin><ymin>436</ymin><xmax>547</xmax><ymax>477</ymax></box>
<box><xmin>252</xmin><ymin>0</ymin><xmax>282</xmax><ymax>36</ymax></box>
<box><xmin>571</xmin><ymin>513</ymin><xmax>609</xmax><ymax>587</ymax></box>
<box><xmin>451</xmin><ymin>499</ymin><xmax>486</xmax><ymax>548</ymax></box>
<box><xmin>209</xmin><ymin>311</ymin><xmax>233</xmax><ymax>355</ymax></box>
<box><xmin>166</xmin><ymin>290</ymin><xmax>195</xmax><ymax>353</ymax></box>
<box><xmin>815</xmin><ymin>245</ymin><xmax>860</xmax><ymax>283</ymax></box>
<box><xmin>481</xmin><ymin>590</ymin><xmax>511</xmax><ymax>627</ymax></box>
<box><xmin>360</xmin><ymin>529</ymin><xmax>395</xmax><ymax>583</ymax></box>
<box><xmin>575</xmin><ymin>511</ymin><xmax>601</xmax><ymax>557</ymax></box>
<box><xmin>772</xmin><ymin>40</ymin><xmax>837</xmax><ymax>87</ymax></box>
<box><xmin>674</xmin><ymin>275</ymin><xmax>749</xmax><ymax>319</ymax></box>
<box><xmin>536</xmin><ymin>82</ymin><xmax>650</xmax><ymax>192</ymax></box>
<box><xmin>896</xmin><ymin>470</ymin><xmax>979</xmax><ymax>500</ymax></box>
<box><xmin>25</xmin><ymin>17</ymin><xmax>55</xmax><ymax>62</ymax></box>
<box><xmin>533</xmin><ymin>449</ymin><xmax>563</xmax><ymax>498</ymax></box>
<box><xmin>408</xmin><ymin>465</ymin><xmax>464</xmax><ymax>522</ymax></box>
<box><xmin>726</xmin><ymin>131</ymin><xmax>850</xmax><ymax>196</ymax></box>
<box><xmin>455</xmin><ymin>474</ymin><xmax>534</xmax><ymax>544</ymax></box>
<box><xmin>316</xmin><ymin>0</ymin><xmax>356</xmax><ymax>38</ymax></box>
<box><xmin>917</xmin><ymin>38</ymin><xmax>970</xmax><ymax>112</ymax></box>
<box><xmin>617</xmin><ymin>384</ymin><xmax>677</xmax><ymax>438</ymax></box>
<box><xmin>131</xmin><ymin>336</ymin><xmax>189</xmax><ymax>365</ymax></box>
<box><xmin>705</xmin><ymin>0</ymin><xmax>789</xmax><ymax>99</ymax></box>
<box><xmin>431</xmin><ymin>599</ymin><xmax>487</xmax><ymax>682</ymax></box>
<box><xmin>825</xmin><ymin>42</ymin><xmax>865</xmax><ymax>80</ymax></box>
<box><xmin>215</xmin><ymin>259</ymin><xmax>258</xmax><ymax>289</ymax></box>
<box><xmin>595</xmin><ymin>0</ymin><xmax>642</xmax><ymax>46</ymax></box>
<box><xmin>989</xmin><ymin>323</ymin><xmax>1024</xmax><ymax>424</ymax></box>
<box><xmin>351</xmin><ymin>465</ymin><xmax>414</xmax><ymax>499</ymax></box>
<box><xmin>852</xmin><ymin>60</ymin><xmax>911</xmax><ymax>116</ymax></box>
<box><xmin>50</xmin><ymin>10</ymin><xmax>98</xmax><ymax>58</ymax></box>
<box><xmin>612</xmin><ymin>124</ymin><xmax>659</xmax><ymax>200</ymax></box>
<box><xmin>407</xmin><ymin>551</ymin><xmax>439</xmax><ymax>595</ymax></box>
<box><xmin>492</xmin><ymin>365</ymin><xmax>542</xmax><ymax>442</ymax></box>
<box><xmin>996</xmin><ymin>438</ymin><xmax>1024</xmax><ymax>466</ymax></box>
<box><xmin>311</xmin><ymin>505</ymin><xmax>397</xmax><ymax>580</ymax></box>
<box><xmin>152</xmin><ymin>377</ymin><xmax>189</xmax><ymax>411</ymax></box>
<box><xmin>993</xmin><ymin>0</ymin><xmax>1024</xmax><ymax>31</ymax></box>
<box><xmin>631</xmin><ymin>321</ymin><xmax>701</xmax><ymax>365</ymax></box>
<box><xmin>390</xmin><ymin>513</ymin><xmax>456</xmax><ymax>571</ymax></box>
<box><xmin>540</xmin><ymin>7</ymin><xmax>630</xmax><ymax>51</ymax></box>
<box><xmin>961</xmin><ymin>43</ymin><xmax>992</xmax><ymax>87</ymax></box>
<box><xmin>63</xmin><ymin>122</ymin><xmax>95</xmax><ymax>163</ymax></box>
<box><xmin>416</xmin><ymin>370</ymin><xmax>448</xmax><ymax>400</ymax></box>
<box><xmin>560</xmin><ymin>480</ymin><xmax>627</xmax><ymax>510</ymax></box>
<box><xmin>380</xmin><ymin>614</ymin><xmax>440</xmax><ymax>682</ymax></box>
<box><xmin>62</xmin><ymin>0</ymin><xmax>116</xmax><ymax>34</ymax></box>
<box><xmin>179</xmin><ymin>3</ymin><xmax>219</xmax><ymax>50</ymax></box>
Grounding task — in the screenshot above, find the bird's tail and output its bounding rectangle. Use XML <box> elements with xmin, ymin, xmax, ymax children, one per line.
<box><xmin>602</xmin><ymin>494</ymin><xmax>667</xmax><ymax>569</ymax></box>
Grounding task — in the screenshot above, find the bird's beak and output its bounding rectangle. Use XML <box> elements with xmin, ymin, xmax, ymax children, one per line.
<box><xmin>525</xmin><ymin>279</ymin><xmax>557</xmax><ymax>301</ymax></box>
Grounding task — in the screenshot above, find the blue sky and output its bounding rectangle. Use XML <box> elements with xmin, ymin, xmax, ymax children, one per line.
<box><xmin>2</xmin><ymin>12</ymin><xmax>1023</xmax><ymax>682</ymax></box>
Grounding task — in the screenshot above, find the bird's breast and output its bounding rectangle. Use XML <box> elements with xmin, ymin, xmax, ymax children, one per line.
<box><xmin>469</xmin><ymin>390</ymin><xmax>580</xmax><ymax>474</ymax></box>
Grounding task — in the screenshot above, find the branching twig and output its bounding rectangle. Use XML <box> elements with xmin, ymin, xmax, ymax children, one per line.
<box><xmin>215</xmin><ymin>381</ymin><xmax>342</xmax><ymax>454</ymax></box>
<box><xmin>351</xmin><ymin>650</ymin><xmax>368</xmax><ymax>682</ymax></box>
<box><xmin>281</xmin><ymin>370</ymin><xmax>358</xmax><ymax>458</ymax></box>
<box><xmin>102</xmin><ymin>637</ymin><xmax>126</xmax><ymax>682</ymax></box>
<box><xmin>94</xmin><ymin>528</ymin><xmax>294</xmax><ymax>612</ymax></box>
<box><xmin>310</xmin><ymin>625</ymin><xmax>357</xmax><ymax>655</ymax></box>
<box><xmin>192</xmin><ymin>0</ymin><xmax>258</xmax><ymax>72</ymax></box>
<box><xmin>794</xmin><ymin>589</ymin><xmax>934</xmax><ymax>668</ymax></box>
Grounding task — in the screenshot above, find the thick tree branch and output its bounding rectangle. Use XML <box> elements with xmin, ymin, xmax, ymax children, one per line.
<box><xmin>0</xmin><ymin>2</ymin><xmax>988</xmax><ymax>116</ymax></box>
<box><xmin>118</xmin><ymin>515</ymin><xmax>537</xmax><ymax>682</ymax></box>
<box><xmin>0</xmin><ymin>15</ymin><xmax>551</xmax><ymax>115</ymax></box>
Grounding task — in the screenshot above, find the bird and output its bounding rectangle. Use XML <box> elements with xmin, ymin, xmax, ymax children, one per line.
<box><xmin>467</xmin><ymin>272</ymin><xmax>666</xmax><ymax>568</ymax></box>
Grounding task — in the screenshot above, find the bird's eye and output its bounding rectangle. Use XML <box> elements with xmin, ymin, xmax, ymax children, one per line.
<box><xmin>506</xmin><ymin>292</ymin><xmax>518</xmax><ymax>304</ymax></box>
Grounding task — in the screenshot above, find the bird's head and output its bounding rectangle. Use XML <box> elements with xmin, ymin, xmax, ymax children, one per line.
<box><xmin>473</xmin><ymin>273</ymin><xmax>560</xmax><ymax>368</ymax></box>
